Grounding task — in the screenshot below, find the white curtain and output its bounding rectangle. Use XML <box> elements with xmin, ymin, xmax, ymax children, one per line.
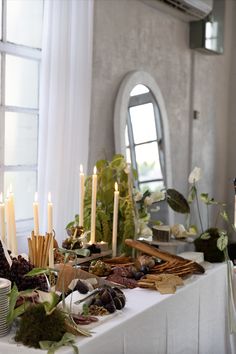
<box><xmin>38</xmin><ymin>0</ymin><xmax>94</xmax><ymax>244</ymax></box>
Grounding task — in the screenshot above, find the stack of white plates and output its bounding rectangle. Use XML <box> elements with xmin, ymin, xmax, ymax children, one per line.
<box><xmin>0</xmin><ymin>278</ymin><xmax>11</xmax><ymax>337</ymax></box>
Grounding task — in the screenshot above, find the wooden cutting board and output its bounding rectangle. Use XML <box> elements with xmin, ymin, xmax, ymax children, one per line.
<box><xmin>125</xmin><ymin>239</ymin><xmax>205</xmax><ymax>275</ymax></box>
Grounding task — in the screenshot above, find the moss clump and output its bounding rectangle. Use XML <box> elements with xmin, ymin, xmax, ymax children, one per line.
<box><xmin>194</xmin><ymin>227</ymin><xmax>225</xmax><ymax>263</ymax></box>
<box><xmin>15</xmin><ymin>304</ymin><xmax>66</xmax><ymax>348</ymax></box>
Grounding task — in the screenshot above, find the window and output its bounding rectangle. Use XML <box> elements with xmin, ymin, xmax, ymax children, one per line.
<box><xmin>0</xmin><ymin>0</ymin><xmax>43</xmax><ymax>223</ymax></box>
<box><xmin>125</xmin><ymin>84</ymin><xmax>165</xmax><ymax>193</ymax></box>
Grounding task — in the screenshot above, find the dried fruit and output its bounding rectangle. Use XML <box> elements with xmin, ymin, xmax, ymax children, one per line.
<box><xmin>75</xmin><ymin>280</ymin><xmax>89</xmax><ymax>294</ymax></box>
<box><xmin>113</xmin><ymin>296</ymin><xmax>123</xmax><ymax>310</ymax></box>
<box><xmin>104</xmin><ymin>300</ymin><xmax>116</xmax><ymax>313</ymax></box>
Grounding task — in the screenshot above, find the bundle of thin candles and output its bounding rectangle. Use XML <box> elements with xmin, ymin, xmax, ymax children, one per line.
<box><xmin>28</xmin><ymin>232</ymin><xmax>54</xmax><ymax>267</ymax></box>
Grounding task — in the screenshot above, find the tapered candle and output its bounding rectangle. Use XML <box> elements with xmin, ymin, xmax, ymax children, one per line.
<box><xmin>33</xmin><ymin>192</ymin><xmax>39</xmax><ymax>236</ymax></box>
<box><xmin>5</xmin><ymin>191</ymin><xmax>11</xmax><ymax>250</ymax></box>
<box><xmin>90</xmin><ymin>166</ymin><xmax>97</xmax><ymax>244</ymax></box>
<box><xmin>112</xmin><ymin>182</ymin><xmax>119</xmax><ymax>257</ymax></box>
<box><xmin>48</xmin><ymin>235</ymin><xmax>54</xmax><ymax>268</ymax></box>
<box><xmin>47</xmin><ymin>192</ymin><xmax>53</xmax><ymax>234</ymax></box>
<box><xmin>79</xmin><ymin>164</ymin><xmax>85</xmax><ymax>227</ymax></box>
<box><xmin>0</xmin><ymin>193</ymin><xmax>5</xmax><ymax>243</ymax></box>
<box><xmin>9</xmin><ymin>185</ymin><xmax>17</xmax><ymax>255</ymax></box>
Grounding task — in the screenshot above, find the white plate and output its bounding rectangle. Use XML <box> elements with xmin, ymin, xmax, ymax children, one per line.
<box><xmin>0</xmin><ymin>279</ymin><xmax>11</xmax><ymax>289</ymax></box>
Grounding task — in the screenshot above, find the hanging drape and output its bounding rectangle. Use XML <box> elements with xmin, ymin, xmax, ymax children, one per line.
<box><xmin>38</xmin><ymin>0</ymin><xmax>94</xmax><ymax>243</ymax></box>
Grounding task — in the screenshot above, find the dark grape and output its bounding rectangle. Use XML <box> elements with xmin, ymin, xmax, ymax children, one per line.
<box><xmin>0</xmin><ymin>241</ymin><xmax>11</xmax><ymax>279</ymax></box>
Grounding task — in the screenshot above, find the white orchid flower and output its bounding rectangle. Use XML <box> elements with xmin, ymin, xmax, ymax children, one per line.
<box><xmin>151</xmin><ymin>191</ymin><xmax>165</xmax><ymax>202</ymax></box>
<box><xmin>150</xmin><ymin>205</ymin><xmax>160</xmax><ymax>213</ymax></box>
<box><xmin>144</xmin><ymin>196</ymin><xmax>153</xmax><ymax>206</ymax></box>
<box><xmin>134</xmin><ymin>191</ymin><xmax>143</xmax><ymax>202</ymax></box>
<box><xmin>139</xmin><ymin>220</ymin><xmax>153</xmax><ymax>237</ymax></box>
<box><xmin>188</xmin><ymin>167</ymin><xmax>202</xmax><ymax>184</ymax></box>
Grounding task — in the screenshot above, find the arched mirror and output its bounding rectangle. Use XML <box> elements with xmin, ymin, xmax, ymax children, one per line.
<box><xmin>125</xmin><ymin>83</ymin><xmax>165</xmax><ymax>193</ymax></box>
<box><xmin>114</xmin><ymin>70</ymin><xmax>173</xmax><ymax>224</ymax></box>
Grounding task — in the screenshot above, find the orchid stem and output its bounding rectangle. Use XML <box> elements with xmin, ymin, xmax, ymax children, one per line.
<box><xmin>207</xmin><ymin>204</ymin><xmax>209</xmax><ymax>229</ymax></box>
<box><xmin>195</xmin><ymin>182</ymin><xmax>204</xmax><ymax>233</ymax></box>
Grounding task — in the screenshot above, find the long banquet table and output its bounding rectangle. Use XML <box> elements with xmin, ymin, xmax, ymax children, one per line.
<box><xmin>0</xmin><ymin>262</ymin><xmax>235</xmax><ymax>354</ymax></box>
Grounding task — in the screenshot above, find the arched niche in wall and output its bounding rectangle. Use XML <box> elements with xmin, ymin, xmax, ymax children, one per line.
<box><xmin>114</xmin><ymin>70</ymin><xmax>174</xmax><ymax>225</ymax></box>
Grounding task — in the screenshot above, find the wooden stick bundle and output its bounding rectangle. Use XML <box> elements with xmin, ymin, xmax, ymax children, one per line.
<box><xmin>28</xmin><ymin>231</ymin><xmax>54</xmax><ymax>267</ymax></box>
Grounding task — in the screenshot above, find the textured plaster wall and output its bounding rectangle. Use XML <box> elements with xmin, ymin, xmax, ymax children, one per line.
<box><xmin>89</xmin><ymin>0</ymin><xmax>234</xmax><ymax>229</ymax></box>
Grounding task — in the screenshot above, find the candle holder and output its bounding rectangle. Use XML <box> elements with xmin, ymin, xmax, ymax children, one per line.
<box><xmin>96</xmin><ymin>241</ymin><xmax>109</xmax><ymax>252</ymax></box>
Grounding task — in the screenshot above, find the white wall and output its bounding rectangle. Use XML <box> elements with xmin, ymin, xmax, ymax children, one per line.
<box><xmin>88</xmin><ymin>0</ymin><xmax>235</xmax><ymax>235</ymax></box>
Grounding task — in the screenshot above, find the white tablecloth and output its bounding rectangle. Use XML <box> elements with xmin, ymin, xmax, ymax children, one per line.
<box><xmin>0</xmin><ymin>262</ymin><xmax>234</xmax><ymax>354</ymax></box>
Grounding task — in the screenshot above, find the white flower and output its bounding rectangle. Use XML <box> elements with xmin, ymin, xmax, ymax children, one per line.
<box><xmin>124</xmin><ymin>163</ymin><xmax>131</xmax><ymax>174</ymax></box>
<box><xmin>144</xmin><ymin>196</ymin><xmax>153</xmax><ymax>206</ymax></box>
<box><xmin>150</xmin><ymin>205</ymin><xmax>160</xmax><ymax>213</ymax></box>
<box><xmin>171</xmin><ymin>224</ymin><xmax>188</xmax><ymax>238</ymax></box>
<box><xmin>188</xmin><ymin>167</ymin><xmax>202</xmax><ymax>184</ymax></box>
<box><xmin>134</xmin><ymin>191</ymin><xmax>143</xmax><ymax>202</ymax></box>
<box><xmin>151</xmin><ymin>191</ymin><xmax>165</xmax><ymax>202</ymax></box>
<box><xmin>138</xmin><ymin>220</ymin><xmax>153</xmax><ymax>237</ymax></box>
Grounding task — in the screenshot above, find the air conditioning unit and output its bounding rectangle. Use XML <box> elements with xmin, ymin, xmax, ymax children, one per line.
<box><xmin>142</xmin><ymin>0</ymin><xmax>213</xmax><ymax>22</ymax></box>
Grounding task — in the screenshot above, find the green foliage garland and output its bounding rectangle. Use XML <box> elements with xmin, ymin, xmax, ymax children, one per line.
<box><xmin>71</xmin><ymin>155</ymin><xmax>136</xmax><ymax>255</ymax></box>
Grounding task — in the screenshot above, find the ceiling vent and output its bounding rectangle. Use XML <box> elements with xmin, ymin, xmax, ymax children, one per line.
<box><xmin>142</xmin><ymin>0</ymin><xmax>213</xmax><ymax>21</ymax></box>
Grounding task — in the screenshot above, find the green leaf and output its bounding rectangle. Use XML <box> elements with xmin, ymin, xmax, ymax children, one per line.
<box><xmin>82</xmin><ymin>303</ymin><xmax>89</xmax><ymax>316</ymax></box>
<box><xmin>188</xmin><ymin>225</ymin><xmax>198</xmax><ymax>235</ymax></box>
<box><xmin>65</xmin><ymin>221</ymin><xmax>74</xmax><ymax>229</ymax></box>
<box><xmin>200</xmin><ymin>193</ymin><xmax>209</xmax><ymax>203</ymax></box>
<box><xmin>7</xmin><ymin>284</ymin><xmax>19</xmax><ymax>324</ymax></box>
<box><xmin>152</xmin><ymin>220</ymin><xmax>163</xmax><ymax>226</ymax></box>
<box><xmin>96</xmin><ymin>159</ymin><xmax>108</xmax><ymax>171</ymax></box>
<box><xmin>200</xmin><ymin>232</ymin><xmax>211</xmax><ymax>240</ymax></box>
<box><xmin>232</xmin><ymin>224</ymin><xmax>236</xmax><ymax>232</ymax></box>
<box><xmin>36</xmin><ymin>291</ymin><xmax>60</xmax><ymax>315</ymax></box>
<box><xmin>188</xmin><ymin>185</ymin><xmax>196</xmax><ymax>203</ymax></box>
<box><xmin>220</xmin><ymin>210</ymin><xmax>229</xmax><ymax>223</ymax></box>
<box><xmin>58</xmin><ymin>247</ymin><xmax>90</xmax><ymax>257</ymax></box>
<box><xmin>217</xmin><ymin>233</ymin><xmax>228</xmax><ymax>251</ymax></box>
<box><xmin>39</xmin><ymin>332</ymin><xmax>79</xmax><ymax>354</ymax></box>
<box><xmin>166</xmin><ymin>189</ymin><xmax>190</xmax><ymax>214</ymax></box>
<box><xmin>25</xmin><ymin>267</ymin><xmax>49</xmax><ymax>277</ymax></box>
<box><xmin>7</xmin><ymin>284</ymin><xmax>31</xmax><ymax>324</ymax></box>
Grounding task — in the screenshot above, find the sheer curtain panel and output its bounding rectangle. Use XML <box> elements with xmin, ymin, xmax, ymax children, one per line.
<box><xmin>38</xmin><ymin>0</ymin><xmax>94</xmax><ymax>243</ymax></box>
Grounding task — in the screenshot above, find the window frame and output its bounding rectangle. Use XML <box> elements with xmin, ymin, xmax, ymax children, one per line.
<box><xmin>126</xmin><ymin>89</ymin><xmax>165</xmax><ymax>191</ymax></box>
<box><xmin>0</xmin><ymin>0</ymin><xmax>42</xmax><ymax>228</ymax></box>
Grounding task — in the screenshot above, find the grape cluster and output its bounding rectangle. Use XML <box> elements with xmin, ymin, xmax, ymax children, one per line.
<box><xmin>0</xmin><ymin>241</ymin><xmax>11</xmax><ymax>279</ymax></box>
<box><xmin>0</xmin><ymin>241</ymin><xmax>48</xmax><ymax>292</ymax></box>
<box><xmin>10</xmin><ymin>255</ymin><xmax>48</xmax><ymax>291</ymax></box>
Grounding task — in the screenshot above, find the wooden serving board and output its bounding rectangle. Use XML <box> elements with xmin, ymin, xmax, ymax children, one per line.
<box><xmin>125</xmin><ymin>239</ymin><xmax>205</xmax><ymax>276</ymax></box>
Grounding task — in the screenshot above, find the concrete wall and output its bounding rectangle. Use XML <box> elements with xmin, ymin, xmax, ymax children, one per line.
<box><xmin>88</xmin><ymin>0</ymin><xmax>235</xmax><ymax>233</ymax></box>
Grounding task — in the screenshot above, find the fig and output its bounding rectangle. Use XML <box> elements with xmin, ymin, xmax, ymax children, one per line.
<box><xmin>117</xmin><ymin>295</ymin><xmax>126</xmax><ymax>308</ymax></box>
<box><xmin>75</xmin><ymin>280</ymin><xmax>89</xmax><ymax>294</ymax></box>
<box><xmin>113</xmin><ymin>296</ymin><xmax>123</xmax><ymax>310</ymax></box>
<box><xmin>134</xmin><ymin>271</ymin><xmax>144</xmax><ymax>280</ymax></box>
<box><xmin>92</xmin><ymin>298</ymin><xmax>103</xmax><ymax>307</ymax></box>
<box><xmin>140</xmin><ymin>265</ymin><xmax>149</xmax><ymax>274</ymax></box>
<box><xmin>100</xmin><ymin>289</ymin><xmax>113</xmax><ymax>305</ymax></box>
<box><xmin>104</xmin><ymin>300</ymin><xmax>116</xmax><ymax>313</ymax></box>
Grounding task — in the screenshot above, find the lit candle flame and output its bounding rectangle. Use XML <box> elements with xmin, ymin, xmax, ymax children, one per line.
<box><xmin>93</xmin><ymin>166</ymin><xmax>97</xmax><ymax>175</ymax></box>
<box><xmin>80</xmin><ymin>164</ymin><xmax>84</xmax><ymax>174</ymax></box>
<box><xmin>115</xmin><ymin>182</ymin><xmax>118</xmax><ymax>192</ymax></box>
<box><xmin>9</xmin><ymin>184</ymin><xmax>13</xmax><ymax>194</ymax></box>
<box><xmin>0</xmin><ymin>192</ymin><xmax>3</xmax><ymax>203</ymax></box>
<box><xmin>34</xmin><ymin>192</ymin><xmax>38</xmax><ymax>202</ymax></box>
<box><xmin>48</xmin><ymin>192</ymin><xmax>52</xmax><ymax>203</ymax></box>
